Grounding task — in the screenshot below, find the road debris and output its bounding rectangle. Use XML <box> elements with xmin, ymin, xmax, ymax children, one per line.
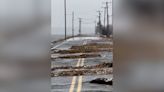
<box><xmin>90</xmin><ymin>78</ymin><xmax>113</xmax><ymax>85</ymax></box>
<box><xmin>51</xmin><ymin>62</ymin><xmax>113</xmax><ymax>71</ymax></box>
<box><xmin>51</xmin><ymin>62</ymin><xmax>113</xmax><ymax>77</ymax></box>
<box><xmin>57</xmin><ymin>53</ymin><xmax>101</xmax><ymax>59</ymax></box>
<box><xmin>51</xmin><ymin>68</ymin><xmax>112</xmax><ymax>77</ymax></box>
<box><xmin>53</xmin><ymin>43</ymin><xmax>112</xmax><ymax>54</ymax></box>
<box><xmin>51</xmin><ymin>36</ymin><xmax>113</xmax><ymax>91</ymax></box>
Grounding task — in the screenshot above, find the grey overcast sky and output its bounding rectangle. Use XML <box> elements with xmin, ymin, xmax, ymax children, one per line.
<box><xmin>51</xmin><ymin>0</ymin><xmax>112</xmax><ymax>35</ymax></box>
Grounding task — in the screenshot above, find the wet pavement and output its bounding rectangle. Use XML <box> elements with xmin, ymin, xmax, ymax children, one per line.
<box><xmin>51</xmin><ymin>75</ymin><xmax>113</xmax><ymax>92</ymax></box>
<box><xmin>51</xmin><ymin>36</ymin><xmax>113</xmax><ymax>92</ymax></box>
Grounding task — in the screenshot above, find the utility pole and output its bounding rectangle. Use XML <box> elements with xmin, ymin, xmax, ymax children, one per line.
<box><xmin>97</xmin><ymin>11</ymin><xmax>102</xmax><ymax>26</ymax></box>
<box><xmin>64</xmin><ymin>0</ymin><xmax>67</xmax><ymax>40</ymax></box>
<box><xmin>95</xmin><ymin>20</ymin><xmax>97</xmax><ymax>29</ymax></box>
<box><xmin>95</xmin><ymin>20</ymin><xmax>97</xmax><ymax>34</ymax></box>
<box><xmin>72</xmin><ymin>12</ymin><xmax>74</xmax><ymax>37</ymax></box>
<box><xmin>106</xmin><ymin>2</ymin><xmax>109</xmax><ymax>32</ymax></box>
<box><xmin>79</xmin><ymin>18</ymin><xmax>82</xmax><ymax>36</ymax></box>
<box><xmin>106</xmin><ymin>1</ymin><xmax>112</xmax><ymax>35</ymax></box>
<box><xmin>102</xmin><ymin>7</ymin><xmax>106</xmax><ymax>27</ymax></box>
<box><xmin>97</xmin><ymin>11</ymin><xmax>102</xmax><ymax>35</ymax></box>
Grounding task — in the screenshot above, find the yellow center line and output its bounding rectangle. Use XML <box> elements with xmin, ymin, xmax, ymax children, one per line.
<box><xmin>77</xmin><ymin>76</ymin><xmax>83</xmax><ymax>92</ymax></box>
<box><xmin>69</xmin><ymin>58</ymin><xmax>81</xmax><ymax>92</ymax></box>
<box><xmin>69</xmin><ymin>39</ymin><xmax>86</xmax><ymax>92</ymax></box>
<box><xmin>80</xmin><ymin>58</ymin><xmax>84</xmax><ymax>66</ymax></box>
<box><xmin>69</xmin><ymin>76</ymin><xmax>77</xmax><ymax>92</ymax></box>
<box><xmin>76</xmin><ymin>58</ymin><xmax>81</xmax><ymax>67</ymax></box>
<box><xmin>76</xmin><ymin>58</ymin><xmax>85</xmax><ymax>92</ymax></box>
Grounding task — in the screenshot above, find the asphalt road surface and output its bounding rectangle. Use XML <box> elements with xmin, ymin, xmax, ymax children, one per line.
<box><xmin>51</xmin><ymin>36</ymin><xmax>113</xmax><ymax>92</ymax></box>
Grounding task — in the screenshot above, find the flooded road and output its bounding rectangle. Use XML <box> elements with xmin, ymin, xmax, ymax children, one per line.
<box><xmin>51</xmin><ymin>36</ymin><xmax>113</xmax><ymax>92</ymax></box>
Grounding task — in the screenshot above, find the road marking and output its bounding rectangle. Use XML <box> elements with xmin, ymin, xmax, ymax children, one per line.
<box><xmin>69</xmin><ymin>40</ymin><xmax>86</xmax><ymax>92</ymax></box>
<box><xmin>76</xmin><ymin>58</ymin><xmax>81</xmax><ymax>67</ymax></box>
<box><xmin>83</xmin><ymin>41</ymin><xmax>87</xmax><ymax>45</ymax></box>
<box><xmin>52</xmin><ymin>41</ymin><xmax>66</xmax><ymax>49</ymax></box>
<box><xmin>69</xmin><ymin>58</ymin><xmax>81</xmax><ymax>92</ymax></box>
<box><xmin>81</xmin><ymin>58</ymin><xmax>84</xmax><ymax>66</ymax></box>
<box><xmin>69</xmin><ymin>76</ymin><xmax>77</xmax><ymax>92</ymax></box>
<box><xmin>83</xmin><ymin>40</ymin><xmax>88</xmax><ymax>45</ymax></box>
<box><xmin>77</xmin><ymin>76</ymin><xmax>83</xmax><ymax>92</ymax></box>
<box><xmin>77</xmin><ymin>58</ymin><xmax>84</xmax><ymax>92</ymax></box>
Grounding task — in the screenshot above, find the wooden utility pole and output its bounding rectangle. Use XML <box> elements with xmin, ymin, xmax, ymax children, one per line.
<box><xmin>106</xmin><ymin>1</ymin><xmax>112</xmax><ymax>35</ymax></box>
<box><xmin>72</xmin><ymin>12</ymin><xmax>74</xmax><ymax>37</ymax></box>
<box><xmin>64</xmin><ymin>0</ymin><xmax>67</xmax><ymax>40</ymax></box>
<box><xmin>97</xmin><ymin>11</ymin><xmax>102</xmax><ymax>26</ymax></box>
<box><xmin>79</xmin><ymin>18</ymin><xmax>82</xmax><ymax>35</ymax></box>
<box><xmin>95</xmin><ymin>20</ymin><xmax>97</xmax><ymax>34</ymax></box>
<box><xmin>106</xmin><ymin>2</ymin><xmax>109</xmax><ymax>31</ymax></box>
<box><xmin>102</xmin><ymin>7</ymin><xmax>106</xmax><ymax>27</ymax></box>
